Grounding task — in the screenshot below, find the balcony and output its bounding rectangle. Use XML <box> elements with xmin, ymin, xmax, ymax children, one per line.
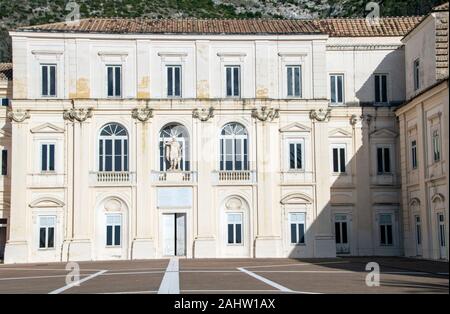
<box><xmin>213</xmin><ymin>170</ymin><xmax>256</xmax><ymax>185</ymax></box>
<box><xmin>90</xmin><ymin>172</ymin><xmax>135</xmax><ymax>186</ymax></box>
<box><xmin>151</xmin><ymin>171</ymin><xmax>197</xmax><ymax>184</ymax></box>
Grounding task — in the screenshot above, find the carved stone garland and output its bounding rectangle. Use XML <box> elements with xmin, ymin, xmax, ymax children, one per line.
<box><xmin>251</xmin><ymin>106</ymin><xmax>279</xmax><ymax>122</ymax></box>
<box><xmin>309</xmin><ymin>109</ymin><xmax>331</xmax><ymax>122</ymax></box>
<box><xmin>132</xmin><ymin>107</ymin><xmax>153</xmax><ymax>122</ymax></box>
<box><xmin>7</xmin><ymin>109</ymin><xmax>30</xmax><ymax>123</ymax></box>
<box><xmin>63</xmin><ymin>108</ymin><xmax>93</xmax><ymax>122</ymax></box>
<box><xmin>192</xmin><ymin>107</ymin><xmax>214</xmax><ymax>122</ymax></box>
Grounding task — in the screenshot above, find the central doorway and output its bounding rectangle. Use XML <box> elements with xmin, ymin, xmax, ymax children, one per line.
<box><xmin>163</xmin><ymin>213</ymin><xmax>186</xmax><ymax>257</ymax></box>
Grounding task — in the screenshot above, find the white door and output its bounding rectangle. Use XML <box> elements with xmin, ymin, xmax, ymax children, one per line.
<box><xmin>335</xmin><ymin>214</ymin><xmax>350</xmax><ymax>254</ymax></box>
<box><xmin>414</xmin><ymin>215</ymin><xmax>422</xmax><ymax>256</ymax></box>
<box><xmin>438</xmin><ymin>213</ymin><xmax>447</xmax><ymax>259</ymax></box>
<box><xmin>176</xmin><ymin>214</ymin><xmax>186</xmax><ymax>256</ymax></box>
<box><xmin>163</xmin><ymin>214</ymin><xmax>175</xmax><ymax>256</ymax></box>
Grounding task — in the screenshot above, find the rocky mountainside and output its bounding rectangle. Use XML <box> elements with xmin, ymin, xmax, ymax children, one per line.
<box><xmin>0</xmin><ymin>0</ymin><xmax>446</xmax><ymax>61</ymax></box>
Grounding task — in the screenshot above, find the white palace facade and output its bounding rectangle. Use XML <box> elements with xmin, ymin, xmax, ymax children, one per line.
<box><xmin>0</xmin><ymin>10</ymin><xmax>448</xmax><ymax>263</ymax></box>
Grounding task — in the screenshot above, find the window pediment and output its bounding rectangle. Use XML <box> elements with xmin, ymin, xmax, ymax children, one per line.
<box><xmin>30</xmin><ymin>123</ymin><xmax>65</xmax><ymax>134</ymax></box>
<box><xmin>279</xmin><ymin>122</ymin><xmax>311</xmax><ymax>133</ymax></box>
<box><xmin>281</xmin><ymin>192</ymin><xmax>313</xmax><ymax>205</ymax></box>
<box><xmin>329</xmin><ymin>128</ymin><xmax>352</xmax><ymax>138</ymax></box>
<box><xmin>29</xmin><ymin>197</ymin><xmax>65</xmax><ymax>208</ymax></box>
<box><xmin>370</xmin><ymin>128</ymin><xmax>398</xmax><ymax>138</ymax></box>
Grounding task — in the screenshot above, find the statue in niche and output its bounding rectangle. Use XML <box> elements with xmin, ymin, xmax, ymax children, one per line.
<box><xmin>165</xmin><ymin>136</ymin><xmax>182</xmax><ymax>171</ymax></box>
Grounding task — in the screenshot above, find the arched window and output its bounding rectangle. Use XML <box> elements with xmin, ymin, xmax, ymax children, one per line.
<box><xmin>99</xmin><ymin>123</ymin><xmax>128</xmax><ymax>172</ymax></box>
<box><xmin>159</xmin><ymin>123</ymin><xmax>190</xmax><ymax>171</ymax></box>
<box><xmin>220</xmin><ymin>123</ymin><xmax>249</xmax><ymax>171</ymax></box>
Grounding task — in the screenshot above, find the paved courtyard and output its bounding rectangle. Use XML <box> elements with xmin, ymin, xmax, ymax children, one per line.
<box><xmin>0</xmin><ymin>257</ymin><xmax>448</xmax><ymax>294</ymax></box>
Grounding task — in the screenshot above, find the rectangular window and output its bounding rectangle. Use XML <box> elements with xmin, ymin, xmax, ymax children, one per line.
<box><xmin>39</xmin><ymin>216</ymin><xmax>56</xmax><ymax>249</ymax></box>
<box><xmin>415</xmin><ymin>216</ymin><xmax>421</xmax><ymax>246</ymax></box>
<box><xmin>41</xmin><ymin>144</ymin><xmax>55</xmax><ymax>172</ymax></box>
<box><xmin>411</xmin><ymin>140</ymin><xmax>418</xmax><ymax>169</ymax></box>
<box><xmin>225</xmin><ymin>66</ymin><xmax>240</xmax><ymax>97</ymax></box>
<box><xmin>167</xmin><ymin>65</ymin><xmax>182</xmax><ymax>97</ymax></box>
<box><xmin>289</xmin><ymin>142</ymin><xmax>303</xmax><ymax>170</ymax></box>
<box><xmin>379</xmin><ymin>213</ymin><xmax>394</xmax><ymax>246</ymax></box>
<box><xmin>287</xmin><ymin>65</ymin><xmax>302</xmax><ymax>97</ymax></box>
<box><xmin>330</xmin><ymin>74</ymin><xmax>344</xmax><ymax>104</ymax></box>
<box><xmin>106</xmin><ymin>214</ymin><xmax>122</xmax><ymax>247</ymax></box>
<box><xmin>107</xmin><ymin>65</ymin><xmax>122</xmax><ymax>97</ymax></box>
<box><xmin>1</xmin><ymin>150</ymin><xmax>7</xmax><ymax>176</ymax></box>
<box><xmin>332</xmin><ymin>145</ymin><xmax>346</xmax><ymax>173</ymax></box>
<box><xmin>41</xmin><ymin>64</ymin><xmax>56</xmax><ymax>97</ymax></box>
<box><xmin>377</xmin><ymin>147</ymin><xmax>391</xmax><ymax>174</ymax></box>
<box><xmin>432</xmin><ymin>129</ymin><xmax>441</xmax><ymax>162</ymax></box>
<box><xmin>414</xmin><ymin>59</ymin><xmax>420</xmax><ymax>91</ymax></box>
<box><xmin>1</xmin><ymin>98</ymin><xmax>9</xmax><ymax>106</ymax></box>
<box><xmin>289</xmin><ymin>213</ymin><xmax>306</xmax><ymax>244</ymax></box>
<box><xmin>227</xmin><ymin>213</ymin><xmax>243</xmax><ymax>245</ymax></box>
<box><xmin>374</xmin><ymin>74</ymin><xmax>388</xmax><ymax>104</ymax></box>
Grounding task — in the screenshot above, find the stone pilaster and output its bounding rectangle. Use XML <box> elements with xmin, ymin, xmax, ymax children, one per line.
<box><xmin>3</xmin><ymin>113</ymin><xmax>30</xmax><ymax>263</ymax></box>
<box><xmin>310</xmin><ymin>109</ymin><xmax>336</xmax><ymax>257</ymax></box>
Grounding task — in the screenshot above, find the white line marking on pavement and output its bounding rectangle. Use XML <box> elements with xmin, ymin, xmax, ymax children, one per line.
<box><xmin>0</xmin><ymin>274</ymin><xmax>89</xmax><ymax>281</ymax></box>
<box><xmin>158</xmin><ymin>258</ymin><xmax>180</xmax><ymax>294</ymax></box>
<box><xmin>96</xmin><ymin>290</ymin><xmax>158</xmax><ymax>294</ymax></box>
<box><xmin>48</xmin><ymin>270</ymin><xmax>107</xmax><ymax>294</ymax></box>
<box><xmin>102</xmin><ymin>271</ymin><xmax>165</xmax><ymax>276</ymax></box>
<box><xmin>246</xmin><ymin>261</ymin><xmax>351</xmax><ymax>269</ymax></box>
<box><xmin>237</xmin><ymin>267</ymin><xmax>294</xmax><ymax>293</ymax></box>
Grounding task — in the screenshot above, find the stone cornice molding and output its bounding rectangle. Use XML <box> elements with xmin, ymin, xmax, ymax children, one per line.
<box><xmin>309</xmin><ymin>109</ymin><xmax>331</xmax><ymax>122</ymax></box>
<box><xmin>326</xmin><ymin>44</ymin><xmax>403</xmax><ymax>51</ymax></box>
<box><xmin>7</xmin><ymin>109</ymin><xmax>30</xmax><ymax>123</ymax></box>
<box><xmin>63</xmin><ymin>108</ymin><xmax>93</xmax><ymax>122</ymax></box>
<box><xmin>192</xmin><ymin>107</ymin><xmax>214</xmax><ymax>122</ymax></box>
<box><xmin>132</xmin><ymin>107</ymin><xmax>153</xmax><ymax>122</ymax></box>
<box><xmin>251</xmin><ymin>106</ymin><xmax>280</xmax><ymax>122</ymax></box>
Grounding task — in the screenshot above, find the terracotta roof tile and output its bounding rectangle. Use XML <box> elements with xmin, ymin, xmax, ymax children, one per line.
<box><xmin>14</xmin><ymin>17</ymin><xmax>422</xmax><ymax>37</ymax></box>
<box><xmin>0</xmin><ymin>63</ymin><xmax>12</xmax><ymax>81</ymax></box>
<box><xmin>433</xmin><ymin>2</ymin><xmax>449</xmax><ymax>12</ymax></box>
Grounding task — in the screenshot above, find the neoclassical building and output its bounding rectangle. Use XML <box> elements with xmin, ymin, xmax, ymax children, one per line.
<box><xmin>396</xmin><ymin>2</ymin><xmax>449</xmax><ymax>261</ymax></box>
<box><xmin>1</xmin><ymin>11</ymin><xmax>447</xmax><ymax>263</ymax></box>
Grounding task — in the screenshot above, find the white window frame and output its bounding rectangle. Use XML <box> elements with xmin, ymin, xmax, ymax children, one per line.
<box><xmin>226</xmin><ymin>212</ymin><xmax>243</xmax><ymax>246</ymax></box>
<box><xmin>286</xmin><ymin>65</ymin><xmax>302</xmax><ymax>98</ymax></box>
<box><xmin>219</xmin><ymin>123</ymin><xmax>249</xmax><ymax>171</ymax></box>
<box><xmin>224</xmin><ymin>65</ymin><xmax>241</xmax><ymax>98</ymax></box>
<box><xmin>432</xmin><ymin>128</ymin><xmax>441</xmax><ymax>163</ymax></box>
<box><xmin>38</xmin><ymin>215</ymin><xmax>56</xmax><ymax>250</ymax></box>
<box><xmin>411</xmin><ymin>139</ymin><xmax>418</xmax><ymax>170</ymax></box>
<box><xmin>379</xmin><ymin>213</ymin><xmax>395</xmax><ymax>246</ymax></box>
<box><xmin>331</xmin><ymin>144</ymin><xmax>347</xmax><ymax>174</ymax></box>
<box><xmin>40</xmin><ymin>142</ymin><xmax>56</xmax><ymax>173</ymax></box>
<box><xmin>40</xmin><ymin>64</ymin><xmax>57</xmax><ymax>98</ymax></box>
<box><xmin>98</xmin><ymin>123</ymin><xmax>129</xmax><ymax>172</ymax></box>
<box><xmin>166</xmin><ymin>65</ymin><xmax>182</xmax><ymax>98</ymax></box>
<box><xmin>415</xmin><ymin>215</ymin><xmax>422</xmax><ymax>246</ymax></box>
<box><xmin>289</xmin><ymin>212</ymin><xmax>306</xmax><ymax>245</ymax></box>
<box><xmin>376</xmin><ymin>145</ymin><xmax>393</xmax><ymax>174</ymax></box>
<box><xmin>413</xmin><ymin>59</ymin><xmax>420</xmax><ymax>91</ymax></box>
<box><xmin>106</xmin><ymin>64</ymin><xmax>122</xmax><ymax>98</ymax></box>
<box><xmin>105</xmin><ymin>213</ymin><xmax>122</xmax><ymax>247</ymax></box>
<box><xmin>330</xmin><ymin>73</ymin><xmax>345</xmax><ymax>105</ymax></box>
<box><xmin>287</xmin><ymin>140</ymin><xmax>304</xmax><ymax>171</ymax></box>
<box><xmin>374</xmin><ymin>73</ymin><xmax>388</xmax><ymax>104</ymax></box>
